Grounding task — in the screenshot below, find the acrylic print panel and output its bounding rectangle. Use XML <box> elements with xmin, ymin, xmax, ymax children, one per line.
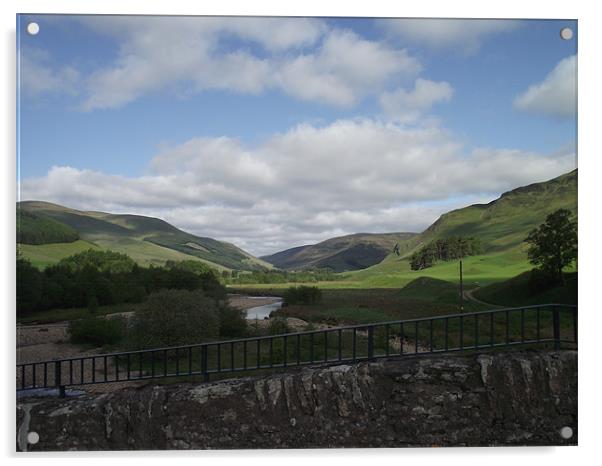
<box><xmin>16</xmin><ymin>15</ymin><xmax>577</xmax><ymax>451</ymax></box>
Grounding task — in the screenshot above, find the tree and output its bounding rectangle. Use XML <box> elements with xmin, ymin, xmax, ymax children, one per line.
<box><xmin>218</xmin><ymin>304</ymin><xmax>248</xmax><ymax>338</ymax></box>
<box><xmin>525</xmin><ymin>209</ymin><xmax>577</xmax><ymax>284</ymax></box>
<box><xmin>127</xmin><ymin>289</ymin><xmax>220</xmax><ymax>349</ymax></box>
<box><xmin>16</xmin><ymin>256</ymin><xmax>44</xmax><ymax>314</ymax></box>
<box><xmin>409</xmin><ymin>236</ymin><xmax>481</xmax><ymax>271</ymax></box>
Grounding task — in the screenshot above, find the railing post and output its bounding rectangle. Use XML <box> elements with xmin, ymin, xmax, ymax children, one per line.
<box><xmin>367</xmin><ymin>326</ymin><xmax>374</xmax><ymax>360</ymax></box>
<box><xmin>573</xmin><ymin>306</ymin><xmax>578</xmax><ymax>344</ymax></box>
<box><xmin>55</xmin><ymin>360</ymin><xmax>65</xmax><ymax>398</ymax></box>
<box><xmin>201</xmin><ymin>345</ymin><xmax>209</xmax><ymax>382</ymax></box>
<box><xmin>553</xmin><ymin>306</ymin><xmax>561</xmax><ymax>350</ymax></box>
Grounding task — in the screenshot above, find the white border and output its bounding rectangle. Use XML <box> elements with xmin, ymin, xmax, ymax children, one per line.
<box><xmin>2</xmin><ymin>1</ymin><xmax>600</xmax><ymax>465</ymax></box>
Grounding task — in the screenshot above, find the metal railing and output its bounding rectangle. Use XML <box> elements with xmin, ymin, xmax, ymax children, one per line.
<box><xmin>16</xmin><ymin>304</ymin><xmax>577</xmax><ymax>396</ymax></box>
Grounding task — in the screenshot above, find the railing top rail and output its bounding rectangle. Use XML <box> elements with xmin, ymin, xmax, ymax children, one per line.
<box><xmin>16</xmin><ymin>303</ymin><xmax>577</xmax><ymax>367</ymax></box>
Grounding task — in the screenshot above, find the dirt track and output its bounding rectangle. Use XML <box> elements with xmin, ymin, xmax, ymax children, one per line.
<box><xmin>462</xmin><ymin>288</ymin><xmax>501</xmax><ymax>308</ymax></box>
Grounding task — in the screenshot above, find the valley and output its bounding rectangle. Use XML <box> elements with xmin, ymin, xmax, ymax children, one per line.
<box><xmin>17</xmin><ymin>170</ymin><xmax>578</xmax><ymax>328</ymax></box>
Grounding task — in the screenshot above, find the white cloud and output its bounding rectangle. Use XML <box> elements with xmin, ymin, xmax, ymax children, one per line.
<box><xmin>379</xmin><ymin>19</ymin><xmax>521</xmax><ymax>54</ymax></box>
<box><xmin>514</xmin><ymin>55</ymin><xmax>576</xmax><ymax>118</ymax></box>
<box><xmin>19</xmin><ymin>48</ymin><xmax>80</xmax><ymax>97</ymax></box>
<box><xmin>20</xmin><ymin>119</ymin><xmax>575</xmax><ymax>256</ymax></box>
<box><xmin>51</xmin><ymin>17</ymin><xmax>420</xmax><ymax>110</ymax></box>
<box><xmin>80</xmin><ymin>16</ymin><xmax>327</xmax><ymax>52</ymax></box>
<box><xmin>276</xmin><ymin>30</ymin><xmax>421</xmax><ymax>106</ymax></box>
<box><xmin>380</xmin><ymin>79</ymin><xmax>453</xmax><ymax>122</ymax></box>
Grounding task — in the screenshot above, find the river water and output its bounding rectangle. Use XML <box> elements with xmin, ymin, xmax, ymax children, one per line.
<box><xmin>244</xmin><ymin>297</ymin><xmax>284</xmax><ymax>320</ymax></box>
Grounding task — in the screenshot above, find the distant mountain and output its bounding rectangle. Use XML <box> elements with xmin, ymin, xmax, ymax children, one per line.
<box><xmin>261</xmin><ymin>232</ymin><xmax>417</xmax><ymax>272</ymax></box>
<box><xmin>17</xmin><ymin>201</ymin><xmax>272</xmax><ymax>271</ymax></box>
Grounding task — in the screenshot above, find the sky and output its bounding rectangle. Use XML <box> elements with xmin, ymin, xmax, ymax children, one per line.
<box><xmin>17</xmin><ymin>15</ymin><xmax>577</xmax><ymax>257</ymax></box>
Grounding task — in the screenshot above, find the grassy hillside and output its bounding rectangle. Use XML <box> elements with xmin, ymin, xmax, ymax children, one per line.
<box><xmin>473</xmin><ymin>271</ymin><xmax>577</xmax><ymax>307</ymax></box>
<box><xmin>417</xmin><ymin>169</ymin><xmax>577</xmax><ymax>254</ymax></box>
<box><xmin>261</xmin><ymin>232</ymin><xmax>417</xmax><ymax>272</ymax></box>
<box><xmin>17</xmin><ymin>201</ymin><xmax>272</xmax><ymax>271</ymax></box>
<box><xmin>17</xmin><ymin>210</ymin><xmax>79</xmax><ymax>245</ymax></box>
<box><xmin>18</xmin><ymin>240</ymin><xmax>101</xmax><ymax>268</ymax></box>
<box><xmin>343</xmin><ymin>247</ymin><xmax>532</xmax><ymax>288</ymax></box>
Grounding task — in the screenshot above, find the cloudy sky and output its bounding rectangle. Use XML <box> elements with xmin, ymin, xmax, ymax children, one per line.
<box><xmin>17</xmin><ymin>16</ymin><xmax>577</xmax><ymax>256</ymax></box>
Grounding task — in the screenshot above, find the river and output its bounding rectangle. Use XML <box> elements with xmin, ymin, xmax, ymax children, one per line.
<box><xmin>243</xmin><ymin>297</ymin><xmax>284</xmax><ymax>320</ymax></box>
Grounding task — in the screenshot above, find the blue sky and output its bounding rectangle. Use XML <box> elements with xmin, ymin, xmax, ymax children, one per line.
<box><xmin>17</xmin><ymin>16</ymin><xmax>577</xmax><ymax>255</ymax></box>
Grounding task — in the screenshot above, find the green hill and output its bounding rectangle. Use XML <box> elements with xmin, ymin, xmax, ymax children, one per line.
<box><xmin>344</xmin><ymin>170</ymin><xmax>577</xmax><ymax>288</ymax></box>
<box><xmin>417</xmin><ymin>169</ymin><xmax>577</xmax><ymax>254</ymax></box>
<box><xmin>17</xmin><ymin>201</ymin><xmax>272</xmax><ymax>271</ymax></box>
<box><xmin>17</xmin><ymin>210</ymin><xmax>79</xmax><ymax>245</ymax></box>
<box><xmin>261</xmin><ymin>232</ymin><xmax>417</xmax><ymax>272</ymax></box>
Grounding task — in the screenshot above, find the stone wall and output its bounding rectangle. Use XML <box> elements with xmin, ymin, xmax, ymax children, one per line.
<box><xmin>16</xmin><ymin>350</ymin><xmax>577</xmax><ymax>451</ymax></box>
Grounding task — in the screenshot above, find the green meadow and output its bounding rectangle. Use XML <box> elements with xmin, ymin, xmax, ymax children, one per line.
<box><xmin>18</xmin><ymin>240</ymin><xmax>101</xmax><ymax>269</ymax></box>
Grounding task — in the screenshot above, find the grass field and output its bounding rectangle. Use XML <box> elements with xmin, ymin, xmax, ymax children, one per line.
<box><xmin>236</xmin><ymin>261</ymin><xmax>577</xmax><ymax>325</ymax></box>
<box><xmin>474</xmin><ymin>271</ymin><xmax>577</xmax><ymax>307</ymax></box>
<box><xmin>266</xmin><ymin>278</ymin><xmax>489</xmax><ymax>326</ymax></box>
<box><xmin>90</xmin><ymin>236</ymin><xmax>229</xmax><ymax>270</ymax></box>
<box><xmin>18</xmin><ymin>240</ymin><xmax>101</xmax><ymax>268</ymax></box>
<box><xmin>345</xmin><ymin>247</ymin><xmax>533</xmax><ymax>288</ymax></box>
<box><xmin>233</xmin><ymin>246</ymin><xmax>534</xmax><ymax>291</ymax></box>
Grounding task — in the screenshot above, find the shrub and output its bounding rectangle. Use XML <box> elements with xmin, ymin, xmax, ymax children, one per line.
<box><xmin>127</xmin><ymin>289</ymin><xmax>219</xmax><ymax>349</ymax></box>
<box><xmin>268</xmin><ymin>318</ymin><xmax>291</xmax><ymax>335</ymax></box>
<box><xmin>68</xmin><ymin>316</ymin><xmax>126</xmax><ymax>347</ymax></box>
<box><xmin>87</xmin><ymin>295</ymin><xmax>99</xmax><ymax>314</ymax></box>
<box><xmin>59</xmin><ymin>249</ymin><xmax>136</xmax><ymax>274</ymax></box>
<box><xmin>283</xmin><ymin>286</ymin><xmax>322</xmax><ymax>305</ymax></box>
<box><xmin>218</xmin><ymin>304</ymin><xmax>248</xmax><ymax>338</ymax></box>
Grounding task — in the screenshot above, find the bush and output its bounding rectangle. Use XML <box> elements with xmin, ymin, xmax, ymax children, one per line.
<box><xmin>59</xmin><ymin>249</ymin><xmax>136</xmax><ymax>274</ymax></box>
<box><xmin>127</xmin><ymin>289</ymin><xmax>219</xmax><ymax>349</ymax></box>
<box><xmin>218</xmin><ymin>304</ymin><xmax>248</xmax><ymax>338</ymax></box>
<box><xmin>268</xmin><ymin>318</ymin><xmax>291</xmax><ymax>335</ymax></box>
<box><xmin>283</xmin><ymin>286</ymin><xmax>322</xmax><ymax>305</ymax></box>
<box><xmin>68</xmin><ymin>316</ymin><xmax>126</xmax><ymax>347</ymax></box>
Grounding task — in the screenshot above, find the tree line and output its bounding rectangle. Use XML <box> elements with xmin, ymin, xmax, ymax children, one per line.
<box><xmin>225</xmin><ymin>268</ymin><xmax>339</xmax><ymax>284</ymax></box>
<box><xmin>16</xmin><ymin>249</ymin><xmax>225</xmax><ymax>315</ymax></box>
<box><xmin>410</xmin><ymin>236</ymin><xmax>482</xmax><ymax>271</ymax></box>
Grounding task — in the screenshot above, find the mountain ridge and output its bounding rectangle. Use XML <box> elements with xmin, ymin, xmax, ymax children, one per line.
<box><xmin>17</xmin><ymin>201</ymin><xmax>272</xmax><ymax>271</ymax></box>
<box><xmin>261</xmin><ymin>232</ymin><xmax>417</xmax><ymax>272</ymax></box>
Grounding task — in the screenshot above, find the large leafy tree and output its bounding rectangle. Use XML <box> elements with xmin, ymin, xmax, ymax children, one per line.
<box><xmin>525</xmin><ymin>209</ymin><xmax>577</xmax><ymax>284</ymax></box>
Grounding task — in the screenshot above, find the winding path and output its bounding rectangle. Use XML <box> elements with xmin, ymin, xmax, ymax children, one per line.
<box><xmin>462</xmin><ymin>288</ymin><xmax>503</xmax><ymax>308</ymax></box>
